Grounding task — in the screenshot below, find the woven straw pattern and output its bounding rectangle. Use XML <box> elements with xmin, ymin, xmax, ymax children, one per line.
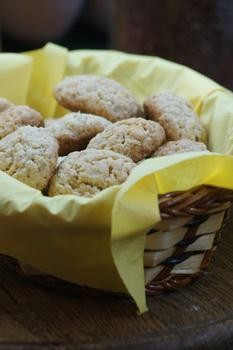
<box><xmin>145</xmin><ymin>186</ymin><xmax>233</xmax><ymax>295</ymax></box>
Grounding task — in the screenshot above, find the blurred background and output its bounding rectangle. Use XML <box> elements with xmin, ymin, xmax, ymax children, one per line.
<box><xmin>0</xmin><ymin>0</ymin><xmax>232</xmax><ymax>90</ymax></box>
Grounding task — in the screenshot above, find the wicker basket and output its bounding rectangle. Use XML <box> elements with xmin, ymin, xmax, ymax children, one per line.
<box><xmin>13</xmin><ymin>184</ymin><xmax>233</xmax><ymax>297</ymax></box>
<box><xmin>145</xmin><ymin>185</ymin><xmax>233</xmax><ymax>295</ymax></box>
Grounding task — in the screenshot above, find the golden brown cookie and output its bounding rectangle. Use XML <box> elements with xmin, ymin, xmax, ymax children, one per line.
<box><xmin>87</xmin><ymin>117</ymin><xmax>166</xmax><ymax>162</ymax></box>
<box><xmin>54</xmin><ymin>75</ymin><xmax>143</xmax><ymax>122</ymax></box>
<box><xmin>144</xmin><ymin>91</ymin><xmax>206</xmax><ymax>142</ymax></box>
<box><xmin>0</xmin><ymin>126</ymin><xmax>58</xmax><ymax>190</ymax></box>
<box><xmin>48</xmin><ymin>149</ymin><xmax>136</xmax><ymax>197</ymax></box>
<box><xmin>153</xmin><ymin>139</ymin><xmax>208</xmax><ymax>157</ymax></box>
<box><xmin>0</xmin><ymin>105</ymin><xmax>44</xmax><ymax>140</ymax></box>
<box><xmin>0</xmin><ymin>97</ymin><xmax>14</xmax><ymax>112</ymax></box>
<box><xmin>48</xmin><ymin>112</ymin><xmax>111</xmax><ymax>156</ymax></box>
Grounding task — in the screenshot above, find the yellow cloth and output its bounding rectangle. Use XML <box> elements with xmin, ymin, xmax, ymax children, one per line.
<box><xmin>0</xmin><ymin>43</ymin><xmax>233</xmax><ymax>314</ymax></box>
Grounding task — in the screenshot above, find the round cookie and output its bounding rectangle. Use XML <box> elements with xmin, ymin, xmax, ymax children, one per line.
<box><xmin>0</xmin><ymin>105</ymin><xmax>44</xmax><ymax>140</ymax></box>
<box><xmin>153</xmin><ymin>139</ymin><xmax>208</xmax><ymax>157</ymax></box>
<box><xmin>0</xmin><ymin>97</ymin><xmax>14</xmax><ymax>112</ymax></box>
<box><xmin>48</xmin><ymin>112</ymin><xmax>111</xmax><ymax>156</ymax></box>
<box><xmin>54</xmin><ymin>75</ymin><xmax>143</xmax><ymax>122</ymax></box>
<box><xmin>87</xmin><ymin>117</ymin><xmax>166</xmax><ymax>162</ymax></box>
<box><xmin>143</xmin><ymin>91</ymin><xmax>207</xmax><ymax>142</ymax></box>
<box><xmin>48</xmin><ymin>149</ymin><xmax>136</xmax><ymax>198</ymax></box>
<box><xmin>0</xmin><ymin>126</ymin><xmax>58</xmax><ymax>190</ymax></box>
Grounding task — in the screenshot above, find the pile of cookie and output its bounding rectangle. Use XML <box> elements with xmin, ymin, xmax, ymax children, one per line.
<box><xmin>0</xmin><ymin>75</ymin><xmax>207</xmax><ymax>197</ymax></box>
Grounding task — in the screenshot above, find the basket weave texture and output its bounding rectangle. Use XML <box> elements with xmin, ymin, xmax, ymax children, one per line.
<box><xmin>145</xmin><ymin>185</ymin><xmax>233</xmax><ymax>295</ymax></box>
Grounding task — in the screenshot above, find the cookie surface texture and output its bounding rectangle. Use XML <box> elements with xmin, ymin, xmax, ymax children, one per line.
<box><xmin>154</xmin><ymin>139</ymin><xmax>207</xmax><ymax>157</ymax></box>
<box><xmin>48</xmin><ymin>112</ymin><xmax>111</xmax><ymax>155</ymax></box>
<box><xmin>54</xmin><ymin>75</ymin><xmax>143</xmax><ymax>122</ymax></box>
<box><xmin>48</xmin><ymin>149</ymin><xmax>136</xmax><ymax>197</ymax></box>
<box><xmin>0</xmin><ymin>126</ymin><xmax>58</xmax><ymax>190</ymax></box>
<box><xmin>144</xmin><ymin>91</ymin><xmax>206</xmax><ymax>142</ymax></box>
<box><xmin>87</xmin><ymin>117</ymin><xmax>166</xmax><ymax>162</ymax></box>
<box><xmin>0</xmin><ymin>105</ymin><xmax>44</xmax><ymax>140</ymax></box>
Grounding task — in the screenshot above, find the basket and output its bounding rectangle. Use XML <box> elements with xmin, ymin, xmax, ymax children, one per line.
<box><xmin>1</xmin><ymin>45</ymin><xmax>233</xmax><ymax>315</ymax></box>
<box><xmin>13</xmin><ymin>184</ymin><xmax>233</xmax><ymax>297</ymax></box>
<box><xmin>145</xmin><ymin>185</ymin><xmax>233</xmax><ymax>295</ymax></box>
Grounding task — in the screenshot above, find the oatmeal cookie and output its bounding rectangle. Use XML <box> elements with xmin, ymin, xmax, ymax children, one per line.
<box><xmin>0</xmin><ymin>97</ymin><xmax>14</xmax><ymax>112</ymax></box>
<box><xmin>0</xmin><ymin>126</ymin><xmax>58</xmax><ymax>190</ymax></box>
<box><xmin>144</xmin><ymin>91</ymin><xmax>206</xmax><ymax>142</ymax></box>
<box><xmin>153</xmin><ymin>139</ymin><xmax>207</xmax><ymax>157</ymax></box>
<box><xmin>48</xmin><ymin>112</ymin><xmax>111</xmax><ymax>155</ymax></box>
<box><xmin>54</xmin><ymin>75</ymin><xmax>143</xmax><ymax>122</ymax></box>
<box><xmin>0</xmin><ymin>105</ymin><xmax>44</xmax><ymax>140</ymax></box>
<box><xmin>48</xmin><ymin>149</ymin><xmax>135</xmax><ymax>197</ymax></box>
<box><xmin>87</xmin><ymin>117</ymin><xmax>166</xmax><ymax>162</ymax></box>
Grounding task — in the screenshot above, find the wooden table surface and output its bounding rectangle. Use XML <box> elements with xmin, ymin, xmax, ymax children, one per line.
<box><xmin>1</xmin><ymin>209</ymin><xmax>233</xmax><ymax>350</ymax></box>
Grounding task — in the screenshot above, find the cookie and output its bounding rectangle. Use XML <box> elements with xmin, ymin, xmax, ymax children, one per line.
<box><xmin>48</xmin><ymin>149</ymin><xmax>136</xmax><ymax>197</ymax></box>
<box><xmin>144</xmin><ymin>91</ymin><xmax>206</xmax><ymax>142</ymax></box>
<box><xmin>87</xmin><ymin>117</ymin><xmax>166</xmax><ymax>162</ymax></box>
<box><xmin>0</xmin><ymin>97</ymin><xmax>14</xmax><ymax>112</ymax></box>
<box><xmin>44</xmin><ymin>118</ymin><xmax>58</xmax><ymax>128</ymax></box>
<box><xmin>0</xmin><ymin>105</ymin><xmax>44</xmax><ymax>140</ymax></box>
<box><xmin>0</xmin><ymin>126</ymin><xmax>58</xmax><ymax>190</ymax></box>
<box><xmin>54</xmin><ymin>75</ymin><xmax>143</xmax><ymax>122</ymax></box>
<box><xmin>57</xmin><ymin>156</ymin><xmax>66</xmax><ymax>166</ymax></box>
<box><xmin>48</xmin><ymin>112</ymin><xmax>111</xmax><ymax>156</ymax></box>
<box><xmin>153</xmin><ymin>139</ymin><xmax>208</xmax><ymax>157</ymax></box>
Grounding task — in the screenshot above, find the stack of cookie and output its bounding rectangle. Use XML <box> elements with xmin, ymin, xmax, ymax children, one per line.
<box><xmin>0</xmin><ymin>75</ymin><xmax>207</xmax><ymax>197</ymax></box>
